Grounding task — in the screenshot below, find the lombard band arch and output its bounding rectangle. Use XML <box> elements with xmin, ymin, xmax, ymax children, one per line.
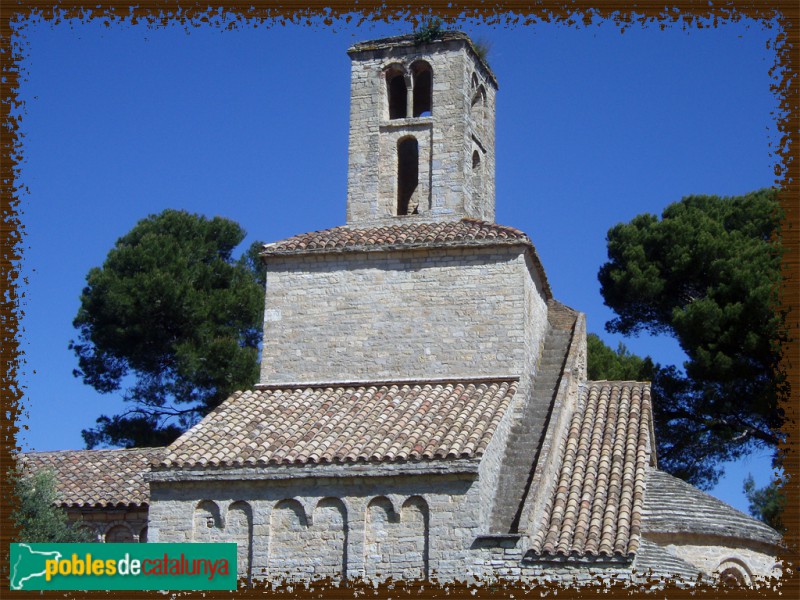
<box><xmin>104</xmin><ymin>521</ymin><xmax>135</xmax><ymax>543</ymax></box>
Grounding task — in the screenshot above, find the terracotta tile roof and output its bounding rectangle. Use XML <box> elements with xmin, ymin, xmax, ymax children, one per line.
<box><xmin>20</xmin><ymin>448</ymin><xmax>163</xmax><ymax>508</ymax></box>
<box><xmin>159</xmin><ymin>379</ymin><xmax>518</xmax><ymax>469</ymax></box>
<box><xmin>262</xmin><ymin>219</ymin><xmax>553</xmax><ymax>298</ymax></box>
<box><xmin>529</xmin><ymin>381</ymin><xmax>652</xmax><ymax>559</ymax></box>
<box><xmin>261</xmin><ymin>219</ymin><xmax>530</xmax><ymax>256</ymax></box>
<box><xmin>642</xmin><ymin>469</ymin><xmax>781</xmax><ymax>547</ymax></box>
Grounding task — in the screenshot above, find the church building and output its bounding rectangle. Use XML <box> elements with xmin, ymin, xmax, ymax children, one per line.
<box><xmin>23</xmin><ymin>31</ymin><xmax>782</xmax><ymax>586</ymax></box>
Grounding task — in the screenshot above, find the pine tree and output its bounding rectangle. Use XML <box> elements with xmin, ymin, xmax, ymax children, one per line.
<box><xmin>595</xmin><ymin>189</ymin><xmax>784</xmax><ymax>487</ymax></box>
<box><xmin>71</xmin><ymin>209</ymin><xmax>265</xmax><ymax>448</ymax></box>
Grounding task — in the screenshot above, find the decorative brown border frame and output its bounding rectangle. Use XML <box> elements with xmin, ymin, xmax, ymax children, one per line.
<box><xmin>1</xmin><ymin>1</ymin><xmax>797</xmax><ymax>597</ymax></box>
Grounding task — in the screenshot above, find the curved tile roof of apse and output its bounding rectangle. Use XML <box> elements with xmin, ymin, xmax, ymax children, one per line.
<box><xmin>261</xmin><ymin>219</ymin><xmax>551</xmax><ymax>298</ymax></box>
<box><xmin>529</xmin><ymin>381</ymin><xmax>653</xmax><ymax>560</ymax></box>
<box><xmin>632</xmin><ymin>539</ymin><xmax>703</xmax><ymax>581</ymax></box>
<box><xmin>159</xmin><ymin>379</ymin><xmax>517</xmax><ymax>469</ymax></box>
<box><xmin>642</xmin><ymin>469</ymin><xmax>781</xmax><ymax>548</ymax></box>
<box><xmin>20</xmin><ymin>448</ymin><xmax>163</xmax><ymax>508</ymax></box>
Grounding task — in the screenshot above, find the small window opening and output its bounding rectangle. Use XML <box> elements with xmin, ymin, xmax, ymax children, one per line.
<box><xmin>397</xmin><ymin>138</ymin><xmax>419</xmax><ymax>215</ymax></box>
<box><xmin>471</xmin><ymin>85</ymin><xmax>487</xmax><ymax>135</ymax></box>
<box><xmin>718</xmin><ymin>567</ymin><xmax>747</xmax><ymax>586</ymax></box>
<box><xmin>472</xmin><ymin>150</ymin><xmax>481</xmax><ymax>169</ymax></box>
<box><xmin>411</xmin><ymin>62</ymin><xmax>433</xmax><ymax>117</ymax></box>
<box><xmin>471</xmin><ymin>85</ymin><xmax>486</xmax><ymax>111</ymax></box>
<box><xmin>387</xmin><ymin>70</ymin><xmax>407</xmax><ymax>120</ymax></box>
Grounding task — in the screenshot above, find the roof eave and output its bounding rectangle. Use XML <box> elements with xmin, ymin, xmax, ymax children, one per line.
<box><xmin>260</xmin><ymin>237</ymin><xmax>530</xmax><ymax>258</ymax></box>
<box><xmin>147</xmin><ymin>458</ymin><xmax>481</xmax><ymax>483</ymax></box>
<box><xmin>261</xmin><ymin>239</ymin><xmax>553</xmax><ymax>300</ymax></box>
<box><xmin>522</xmin><ymin>550</ymin><xmax>634</xmax><ymax>566</ymax></box>
<box><xmin>62</xmin><ymin>502</ymin><xmax>149</xmax><ymax>510</ymax></box>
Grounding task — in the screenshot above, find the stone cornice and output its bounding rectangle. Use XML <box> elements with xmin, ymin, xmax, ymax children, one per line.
<box><xmin>146</xmin><ymin>458</ymin><xmax>481</xmax><ymax>483</ymax></box>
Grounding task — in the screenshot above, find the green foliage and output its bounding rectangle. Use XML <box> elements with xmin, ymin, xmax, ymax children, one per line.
<box><xmin>11</xmin><ymin>468</ymin><xmax>93</xmax><ymax>543</ymax></box>
<box><xmin>71</xmin><ymin>209</ymin><xmax>265</xmax><ymax>448</ymax></box>
<box><xmin>471</xmin><ymin>38</ymin><xmax>492</xmax><ymax>62</ymax></box>
<box><xmin>598</xmin><ymin>189</ymin><xmax>784</xmax><ymax>487</ymax></box>
<box><xmin>744</xmin><ymin>475</ymin><xmax>785</xmax><ymax>533</ymax></box>
<box><xmin>414</xmin><ymin>18</ymin><xmax>443</xmax><ymax>45</ymax></box>
<box><xmin>586</xmin><ymin>333</ymin><xmax>654</xmax><ymax>381</ymax></box>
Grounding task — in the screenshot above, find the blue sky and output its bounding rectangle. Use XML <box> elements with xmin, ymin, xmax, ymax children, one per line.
<box><xmin>12</xmin><ymin>13</ymin><xmax>782</xmax><ymax>513</ymax></box>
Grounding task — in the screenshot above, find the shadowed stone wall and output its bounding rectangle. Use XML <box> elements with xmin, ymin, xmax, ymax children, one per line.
<box><xmin>65</xmin><ymin>507</ymin><xmax>149</xmax><ymax>543</ymax></box>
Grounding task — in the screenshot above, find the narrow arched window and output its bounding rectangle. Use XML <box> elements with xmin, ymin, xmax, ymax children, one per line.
<box><xmin>397</xmin><ymin>137</ymin><xmax>419</xmax><ymax>215</ymax></box>
<box><xmin>386</xmin><ymin>68</ymin><xmax>407</xmax><ymax>120</ymax></box>
<box><xmin>411</xmin><ymin>61</ymin><xmax>432</xmax><ymax>117</ymax></box>
<box><xmin>471</xmin><ymin>85</ymin><xmax>486</xmax><ymax>120</ymax></box>
<box><xmin>471</xmin><ymin>149</ymin><xmax>483</xmax><ymax>211</ymax></box>
<box><xmin>105</xmin><ymin>524</ymin><xmax>134</xmax><ymax>543</ymax></box>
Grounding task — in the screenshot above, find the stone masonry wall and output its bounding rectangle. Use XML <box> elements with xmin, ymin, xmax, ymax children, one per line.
<box><xmin>474</xmin><ymin>375</ymin><xmax>531</xmax><ymax>532</ymax></box>
<box><xmin>658</xmin><ymin>541</ymin><xmax>781</xmax><ymax>582</ymax></box>
<box><xmin>347</xmin><ymin>38</ymin><xmax>497</xmax><ymax>226</ymax></box>
<box><xmin>260</xmin><ymin>246</ymin><xmax>546</xmax><ymax>385</ymax></box>
<box><xmin>522</xmin><ymin>252</ymin><xmax>550</xmax><ymax>380</ymax></box>
<box><xmin>148</xmin><ymin>472</ymin><xmax>481</xmax><ymax>582</ymax></box>
<box><xmin>148</xmin><ymin>471</ymin><xmax>647</xmax><ymax>584</ymax></box>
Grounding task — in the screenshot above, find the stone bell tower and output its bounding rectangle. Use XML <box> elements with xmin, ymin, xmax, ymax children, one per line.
<box><xmin>346</xmin><ymin>32</ymin><xmax>498</xmax><ymax>226</ymax></box>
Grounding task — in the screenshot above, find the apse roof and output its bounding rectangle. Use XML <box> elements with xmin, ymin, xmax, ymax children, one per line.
<box><xmin>642</xmin><ymin>469</ymin><xmax>781</xmax><ymax>548</ymax></box>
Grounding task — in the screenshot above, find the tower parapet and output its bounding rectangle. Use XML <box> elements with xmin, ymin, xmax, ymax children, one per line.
<box><xmin>346</xmin><ymin>32</ymin><xmax>498</xmax><ymax>226</ymax></box>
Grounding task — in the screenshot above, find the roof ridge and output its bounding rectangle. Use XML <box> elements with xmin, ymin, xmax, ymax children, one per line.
<box><xmin>21</xmin><ymin>447</ymin><xmax>164</xmax><ymax>456</ymax></box>
<box><xmin>254</xmin><ymin>374</ymin><xmax>519</xmax><ymax>390</ymax></box>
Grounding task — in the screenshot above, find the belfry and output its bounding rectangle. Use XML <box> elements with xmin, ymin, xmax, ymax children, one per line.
<box><xmin>345</xmin><ymin>33</ymin><xmax>497</xmax><ymax>224</ymax></box>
